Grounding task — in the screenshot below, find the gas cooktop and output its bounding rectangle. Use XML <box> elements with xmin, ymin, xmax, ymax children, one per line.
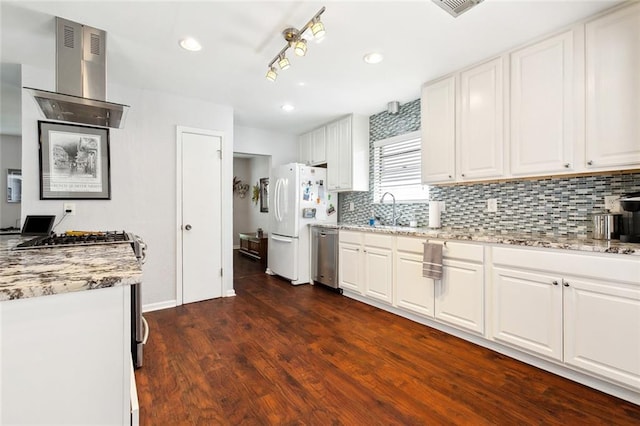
<box><xmin>15</xmin><ymin>231</ymin><xmax>133</xmax><ymax>249</ymax></box>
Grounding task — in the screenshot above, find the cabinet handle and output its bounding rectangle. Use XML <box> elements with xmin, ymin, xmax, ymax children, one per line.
<box><xmin>587</xmin><ymin>160</ymin><xmax>593</xmax><ymax>166</ymax></box>
<box><xmin>448</xmin><ymin>175</ymin><xmax>452</xmax><ymax>179</ymax></box>
<box><xmin>563</xmin><ymin>280</ymin><xmax>570</xmax><ymax>287</ymax></box>
<box><xmin>461</xmin><ymin>173</ymin><xmax>465</xmax><ymax>178</ymax></box>
<box><xmin>564</xmin><ymin>163</ymin><xmax>570</xmax><ymax>168</ymax></box>
<box><xmin>552</xmin><ymin>280</ymin><xmax>558</xmax><ymax>286</ymax></box>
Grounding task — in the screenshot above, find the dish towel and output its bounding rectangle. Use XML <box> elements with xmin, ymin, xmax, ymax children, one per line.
<box><xmin>422</xmin><ymin>242</ymin><xmax>443</xmax><ymax>280</ymax></box>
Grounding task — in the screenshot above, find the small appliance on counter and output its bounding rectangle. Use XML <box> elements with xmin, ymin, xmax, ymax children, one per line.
<box><xmin>620</xmin><ymin>192</ymin><xmax>640</xmax><ymax>243</ymax></box>
<box><xmin>592</xmin><ymin>213</ymin><xmax>623</xmax><ymax>240</ymax></box>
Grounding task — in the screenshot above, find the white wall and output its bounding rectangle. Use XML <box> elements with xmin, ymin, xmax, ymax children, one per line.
<box><xmin>21</xmin><ymin>64</ymin><xmax>234</xmax><ymax>309</ymax></box>
<box><xmin>0</xmin><ymin>134</ymin><xmax>22</xmax><ymax>228</ymax></box>
<box><xmin>234</xmin><ymin>125</ymin><xmax>297</xmax><ymax>169</ymax></box>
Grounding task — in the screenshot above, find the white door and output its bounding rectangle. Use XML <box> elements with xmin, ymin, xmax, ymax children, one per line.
<box><xmin>338</xmin><ymin>242</ymin><xmax>361</xmax><ymax>293</ymax></box>
<box><xmin>267</xmin><ymin>234</ymin><xmax>299</xmax><ymax>281</ymax></box>
<box><xmin>180</xmin><ymin>128</ymin><xmax>223</xmax><ymax>304</ymax></box>
<box><xmin>325</xmin><ymin>120</ymin><xmax>340</xmax><ymax>190</ymax></box>
<box><xmin>436</xmin><ymin>259</ymin><xmax>484</xmax><ymax>334</ymax></box>
<box><xmin>395</xmin><ymin>251</ymin><xmax>435</xmax><ymax>318</ymax></box>
<box><xmin>363</xmin><ymin>245</ymin><xmax>393</xmax><ymax>304</ymax></box>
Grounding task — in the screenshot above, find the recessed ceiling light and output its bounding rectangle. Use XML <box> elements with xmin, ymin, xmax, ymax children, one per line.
<box><xmin>297</xmin><ymin>82</ymin><xmax>307</xmax><ymax>87</ymax></box>
<box><xmin>363</xmin><ymin>52</ymin><xmax>384</xmax><ymax>64</ymax></box>
<box><xmin>179</xmin><ymin>37</ymin><xmax>202</xmax><ymax>52</ymax></box>
<box><xmin>281</xmin><ymin>104</ymin><xmax>295</xmax><ymax>112</ymax></box>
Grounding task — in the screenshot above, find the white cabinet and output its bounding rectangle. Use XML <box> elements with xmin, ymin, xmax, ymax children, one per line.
<box><xmin>421</xmin><ymin>75</ymin><xmax>456</xmax><ymax>184</ymax></box>
<box><xmin>298</xmin><ymin>132</ymin><xmax>312</xmax><ymax>165</ymax></box>
<box><xmin>510</xmin><ymin>30</ymin><xmax>579</xmax><ymax>176</ymax></box>
<box><xmin>395</xmin><ymin>237</ymin><xmax>435</xmax><ymax>317</ymax></box>
<box><xmin>585</xmin><ymin>3</ymin><xmax>640</xmax><ymax>170</ymax></box>
<box><xmin>492</xmin><ymin>267</ymin><xmax>563</xmax><ymax>360</ymax></box>
<box><xmin>362</xmin><ymin>233</ymin><xmax>393</xmax><ymax>304</ymax></box>
<box><xmin>338</xmin><ymin>231</ymin><xmax>393</xmax><ymax>304</ymax></box>
<box><xmin>298</xmin><ymin>126</ymin><xmax>326</xmax><ymax>166</ymax></box>
<box><xmin>326</xmin><ymin>115</ymin><xmax>369</xmax><ymax>192</ymax></box>
<box><xmin>492</xmin><ymin>246</ymin><xmax>640</xmax><ymax>389</ymax></box>
<box><xmin>338</xmin><ymin>231</ymin><xmax>362</xmax><ymax>294</ymax></box>
<box><xmin>1</xmin><ymin>286</ymin><xmax>132</xmax><ymax>425</ymax></box>
<box><xmin>458</xmin><ymin>57</ymin><xmax>506</xmax><ymax>181</ymax></box>
<box><xmin>564</xmin><ymin>276</ymin><xmax>640</xmax><ymax>390</ymax></box>
<box><xmin>437</xmin><ymin>243</ymin><xmax>485</xmax><ymax>334</ymax></box>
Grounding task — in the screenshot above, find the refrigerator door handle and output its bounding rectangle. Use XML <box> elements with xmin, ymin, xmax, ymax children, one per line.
<box><xmin>272</xmin><ymin>234</ymin><xmax>294</xmax><ymax>243</ymax></box>
<box><xmin>275</xmin><ymin>178</ymin><xmax>282</xmax><ymax>222</ymax></box>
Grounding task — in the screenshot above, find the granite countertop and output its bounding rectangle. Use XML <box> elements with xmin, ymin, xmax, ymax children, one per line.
<box><xmin>311</xmin><ymin>223</ymin><xmax>640</xmax><ymax>256</ymax></box>
<box><xmin>0</xmin><ymin>236</ymin><xmax>142</xmax><ymax>301</ymax></box>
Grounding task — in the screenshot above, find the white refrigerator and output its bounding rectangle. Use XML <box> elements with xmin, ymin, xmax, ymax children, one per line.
<box><xmin>266</xmin><ymin>163</ymin><xmax>337</xmax><ymax>284</ymax></box>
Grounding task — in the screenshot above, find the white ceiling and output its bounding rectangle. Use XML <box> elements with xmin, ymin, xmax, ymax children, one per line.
<box><xmin>0</xmin><ymin>0</ymin><xmax>621</xmax><ymax>136</ymax></box>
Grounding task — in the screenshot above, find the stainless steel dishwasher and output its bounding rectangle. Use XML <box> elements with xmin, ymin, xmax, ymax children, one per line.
<box><xmin>311</xmin><ymin>227</ymin><xmax>340</xmax><ymax>292</ymax></box>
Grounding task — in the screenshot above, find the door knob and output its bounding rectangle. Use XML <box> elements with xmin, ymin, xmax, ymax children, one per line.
<box><xmin>185</xmin><ymin>224</ymin><xmax>192</xmax><ymax>230</ymax></box>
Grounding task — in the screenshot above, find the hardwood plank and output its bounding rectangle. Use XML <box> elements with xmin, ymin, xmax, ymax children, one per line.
<box><xmin>136</xmin><ymin>272</ymin><xmax>640</xmax><ymax>425</ymax></box>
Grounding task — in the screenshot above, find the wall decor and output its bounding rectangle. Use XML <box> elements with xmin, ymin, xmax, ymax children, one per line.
<box><xmin>38</xmin><ymin>121</ymin><xmax>111</xmax><ymax>200</ymax></box>
<box><xmin>260</xmin><ymin>177</ymin><xmax>269</xmax><ymax>212</ymax></box>
<box><xmin>6</xmin><ymin>169</ymin><xmax>21</xmax><ymax>203</ymax></box>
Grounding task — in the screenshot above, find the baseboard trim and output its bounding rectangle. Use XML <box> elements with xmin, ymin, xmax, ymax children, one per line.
<box><xmin>142</xmin><ymin>300</ymin><xmax>177</xmax><ymax>313</ymax></box>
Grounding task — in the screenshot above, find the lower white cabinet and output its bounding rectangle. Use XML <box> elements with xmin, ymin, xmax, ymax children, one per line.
<box><xmin>363</xmin><ymin>242</ymin><xmax>393</xmax><ymax>304</ymax></box>
<box><xmin>338</xmin><ymin>232</ymin><xmax>361</xmax><ymax>294</ymax></box>
<box><xmin>492</xmin><ymin>267</ymin><xmax>563</xmax><ymax>360</ymax></box>
<box><xmin>564</xmin><ymin>276</ymin><xmax>640</xmax><ymax>390</ymax></box>
<box><xmin>438</xmin><ymin>257</ymin><xmax>484</xmax><ymax>334</ymax></box>
<box><xmin>492</xmin><ymin>246</ymin><xmax>640</xmax><ymax>390</ymax></box>
<box><xmin>395</xmin><ymin>248</ymin><xmax>435</xmax><ymax>317</ymax></box>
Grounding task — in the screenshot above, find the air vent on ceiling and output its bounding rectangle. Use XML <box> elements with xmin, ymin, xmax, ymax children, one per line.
<box><xmin>432</xmin><ymin>0</ymin><xmax>484</xmax><ymax>18</ymax></box>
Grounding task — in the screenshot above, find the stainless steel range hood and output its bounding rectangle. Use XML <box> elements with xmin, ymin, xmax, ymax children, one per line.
<box><xmin>25</xmin><ymin>17</ymin><xmax>129</xmax><ymax>128</ymax></box>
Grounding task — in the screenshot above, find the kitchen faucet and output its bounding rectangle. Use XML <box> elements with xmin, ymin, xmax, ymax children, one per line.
<box><xmin>380</xmin><ymin>192</ymin><xmax>401</xmax><ymax>226</ymax></box>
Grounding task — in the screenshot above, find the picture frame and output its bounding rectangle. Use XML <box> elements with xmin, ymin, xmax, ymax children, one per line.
<box><xmin>259</xmin><ymin>177</ymin><xmax>269</xmax><ymax>213</ymax></box>
<box><xmin>38</xmin><ymin>121</ymin><xmax>111</xmax><ymax>200</ymax></box>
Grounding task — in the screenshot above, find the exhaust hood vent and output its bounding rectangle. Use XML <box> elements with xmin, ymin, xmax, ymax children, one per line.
<box><xmin>432</xmin><ymin>0</ymin><xmax>484</xmax><ymax>18</ymax></box>
<box><xmin>25</xmin><ymin>17</ymin><xmax>129</xmax><ymax>129</ymax></box>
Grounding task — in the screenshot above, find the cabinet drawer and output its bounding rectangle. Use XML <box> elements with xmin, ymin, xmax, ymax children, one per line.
<box><xmin>339</xmin><ymin>230</ymin><xmax>362</xmax><ymax>245</ymax></box>
<box><xmin>492</xmin><ymin>246</ymin><xmax>640</xmax><ymax>284</ymax></box>
<box><xmin>363</xmin><ymin>232</ymin><xmax>394</xmax><ymax>249</ymax></box>
<box><xmin>396</xmin><ymin>236</ymin><xmax>426</xmax><ymax>254</ymax></box>
<box><xmin>443</xmin><ymin>241</ymin><xmax>484</xmax><ymax>263</ymax></box>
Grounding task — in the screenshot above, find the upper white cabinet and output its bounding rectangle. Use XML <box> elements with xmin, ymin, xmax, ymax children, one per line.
<box><xmin>585</xmin><ymin>3</ymin><xmax>640</xmax><ymax>170</ymax></box>
<box><xmin>458</xmin><ymin>57</ymin><xmax>506</xmax><ymax>181</ymax></box>
<box><xmin>326</xmin><ymin>114</ymin><xmax>369</xmax><ymax>192</ymax></box>
<box><xmin>298</xmin><ymin>126</ymin><xmax>326</xmax><ymax>166</ymax></box>
<box><xmin>421</xmin><ymin>76</ymin><xmax>456</xmax><ymax>184</ymax></box>
<box><xmin>510</xmin><ymin>30</ymin><xmax>579</xmax><ymax>176</ymax></box>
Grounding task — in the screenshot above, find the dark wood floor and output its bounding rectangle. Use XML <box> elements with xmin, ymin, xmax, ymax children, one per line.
<box><xmin>135</xmin><ymin>250</ymin><xmax>640</xmax><ymax>425</ymax></box>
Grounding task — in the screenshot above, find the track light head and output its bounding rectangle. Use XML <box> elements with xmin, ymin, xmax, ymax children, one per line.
<box><xmin>311</xmin><ymin>19</ymin><xmax>325</xmax><ymax>39</ymax></box>
<box><xmin>266</xmin><ymin>67</ymin><xmax>277</xmax><ymax>82</ymax></box>
<box><xmin>278</xmin><ymin>55</ymin><xmax>290</xmax><ymax>70</ymax></box>
<box><xmin>294</xmin><ymin>39</ymin><xmax>307</xmax><ymax>57</ymax></box>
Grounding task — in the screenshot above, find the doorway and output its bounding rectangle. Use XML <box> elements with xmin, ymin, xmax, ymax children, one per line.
<box><xmin>176</xmin><ymin>126</ymin><xmax>223</xmax><ymax>304</ymax></box>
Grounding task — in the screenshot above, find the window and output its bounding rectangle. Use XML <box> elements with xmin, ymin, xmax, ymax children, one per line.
<box><xmin>373</xmin><ymin>130</ymin><xmax>429</xmax><ymax>203</ymax></box>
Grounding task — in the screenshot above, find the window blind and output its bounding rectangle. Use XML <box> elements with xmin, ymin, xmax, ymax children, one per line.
<box><xmin>373</xmin><ymin>131</ymin><xmax>428</xmax><ymax>202</ymax></box>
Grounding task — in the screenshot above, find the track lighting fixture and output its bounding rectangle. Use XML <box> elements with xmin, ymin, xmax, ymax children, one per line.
<box><xmin>265</xmin><ymin>6</ymin><xmax>326</xmax><ymax>81</ymax></box>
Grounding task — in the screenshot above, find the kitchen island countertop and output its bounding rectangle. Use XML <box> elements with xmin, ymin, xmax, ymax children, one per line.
<box><xmin>311</xmin><ymin>223</ymin><xmax>640</xmax><ymax>256</ymax></box>
<box><xmin>0</xmin><ymin>235</ymin><xmax>142</xmax><ymax>301</ymax></box>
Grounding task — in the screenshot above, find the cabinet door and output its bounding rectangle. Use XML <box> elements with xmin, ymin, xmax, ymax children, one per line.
<box><xmin>395</xmin><ymin>251</ymin><xmax>435</xmax><ymax>317</ymax></box>
<box><xmin>326</xmin><ymin>120</ymin><xmax>340</xmax><ymax>190</ymax></box>
<box><xmin>511</xmin><ymin>31</ymin><xmax>576</xmax><ymax>176</ymax></box>
<box><xmin>311</xmin><ymin>127</ymin><xmax>327</xmax><ymax>165</ymax></box>
<box><xmin>459</xmin><ymin>57</ymin><xmax>505</xmax><ymax>180</ymax></box>
<box><xmin>336</xmin><ymin>117</ymin><xmax>353</xmax><ymax>190</ymax></box>
<box><xmin>363</xmin><ymin>245</ymin><xmax>393</xmax><ymax>304</ymax></box>
<box><xmin>298</xmin><ymin>132</ymin><xmax>312</xmax><ymax>165</ymax></box>
<box><xmin>421</xmin><ymin>76</ymin><xmax>456</xmax><ymax>184</ymax></box>
<box><xmin>585</xmin><ymin>3</ymin><xmax>640</xmax><ymax>169</ymax></box>
<box><xmin>563</xmin><ymin>276</ymin><xmax>640</xmax><ymax>389</ymax></box>
<box><xmin>436</xmin><ymin>259</ymin><xmax>484</xmax><ymax>334</ymax></box>
<box><xmin>492</xmin><ymin>267</ymin><xmax>563</xmax><ymax>360</ymax></box>
<box><xmin>338</xmin><ymin>242</ymin><xmax>361</xmax><ymax>293</ymax></box>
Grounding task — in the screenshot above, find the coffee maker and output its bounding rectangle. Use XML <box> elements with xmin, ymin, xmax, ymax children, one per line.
<box><xmin>620</xmin><ymin>192</ymin><xmax>640</xmax><ymax>243</ymax></box>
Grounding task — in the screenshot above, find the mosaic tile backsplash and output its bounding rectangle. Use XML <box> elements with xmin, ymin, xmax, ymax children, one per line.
<box><xmin>338</xmin><ymin>98</ymin><xmax>640</xmax><ymax>238</ymax></box>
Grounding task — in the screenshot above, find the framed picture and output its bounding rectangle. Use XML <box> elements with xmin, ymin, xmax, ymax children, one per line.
<box><xmin>7</xmin><ymin>169</ymin><xmax>21</xmax><ymax>203</ymax></box>
<box><xmin>259</xmin><ymin>177</ymin><xmax>269</xmax><ymax>213</ymax></box>
<box><xmin>38</xmin><ymin>121</ymin><xmax>111</xmax><ymax>200</ymax></box>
